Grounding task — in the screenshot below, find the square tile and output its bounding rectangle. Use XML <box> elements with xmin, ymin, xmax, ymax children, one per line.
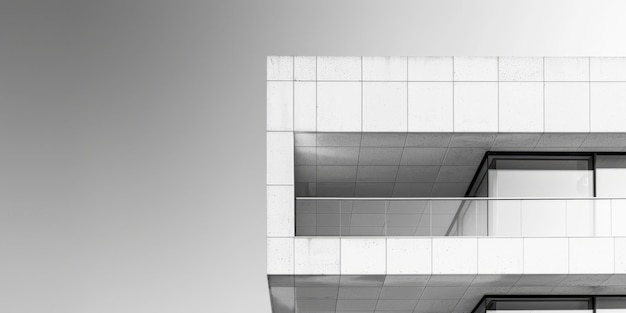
<box><xmin>396</xmin><ymin>166</ymin><xmax>440</xmax><ymax>183</ymax></box>
<box><xmin>478</xmin><ymin>238</ymin><xmax>523</xmax><ymax>274</ymax></box>
<box><xmin>267</xmin><ymin>81</ymin><xmax>294</xmax><ymax>131</ymax></box>
<box><xmin>317</xmin><ymin>147</ymin><xmax>360</xmax><ymax>165</ymax></box>
<box><xmin>499</xmin><ymin>57</ymin><xmax>543</xmax><ymax>81</ymax></box>
<box><xmin>295</xmin><ymin>238</ymin><xmax>340</xmax><ymax>274</ymax></box>
<box><xmin>359</xmin><ymin>147</ymin><xmax>404</xmax><ymax>165</ymax></box>
<box><xmin>361</xmin><ymin>133</ymin><xmax>407</xmax><ymax>147</ymax></box>
<box><xmin>341</xmin><ymin>239</ymin><xmax>386</xmax><ymax>274</ymax></box>
<box><xmin>317</xmin><ymin>166</ymin><xmax>357</xmax><ymax>182</ymax></box>
<box><xmin>317</xmin><ymin>82</ymin><xmax>361</xmax><ymax>131</ymax></box>
<box><xmin>338</xmin><ymin>286</ymin><xmax>381</xmax><ymax>299</ymax></box>
<box><xmin>415</xmin><ymin>299</ymin><xmax>459</xmax><ymax>312</ymax></box>
<box><xmin>363</xmin><ymin>56</ymin><xmax>407</xmax><ymax>81</ymax></box>
<box><xmin>380</xmin><ymin>286</ymin><xmax>423</xmax><ymax>299</ymax></box>
<box><xmin>392</xmin><ymin>183</ymin><xmax>433</xmax><ymax>197</ymax></box>
<box><xmin>400</xmin><ymin>148</ymin><xmax>446</xmax><ymax>166</ymax></box>
<box><xmin>267</xmin><ymin>56</ymin><xmax>293</xmax><ymax>80</ymax></box>
<box><xmin>590</xmin><ymin>83</ymin><xmax>626</xmax><ymax>132</ymax></box>
<box><xmin>267</xmin><ymin>238</ymin><xmax>294</xmax><ymax>274</ymax></box>
<box><xmin>545</xmin><ymin>57</ymin><xmax>589</xmax><ymax>81</ymax></box>
<box><xmin>569</xmin><ymin>237</ymin><xmax>615</xmax><ymax>274</ymax></box>
<box><xmin>363</xmin><ymin>82</ymin><xmax>408</xmax><ymax>131</ymax></box>
<box><xmin>294</xmin><ymin>82</ymin><xmax>316</xmax><ymax>131</ymax></box>
<box><xmin>387</xmin><ymin>238</ymin><xmax>432</xmax><ymax>274</ymax></box>
<box><xmin>453</xmin><ymin>82</ymin><xmax>498</xmax><ymax>132</ymax></box>
<box><xmin>267</xmin><ymin>186</ymin><xmax>295</xmax><ymax>237</ymax></box>
<box><xmin>336</xmin><ymin>299</ymin><xmax>377</xmax><ymax>311</ymax></box>
<box><xmin>591</xmin><ymin>57</ymin><xmax>626</xmax><ymax>81</ymax></box>
<box><xmin>295</xmin><ymin>147</ymin><xmax>316</xmax><ymax>165</ymax></box>
<box><xmin>432</xmin><ymin>238</ymin><xmax>478</xmax><ymax>274</ymax></box>
<box><xmin>316</xmin><ymin>182</ymin><xmax>355</xmax><ymax>197</ymax></box>
<box><xmin>436</xmin><ymin>166</ymin><xmax>477</xmax><ymax>183</ymax></box>
<box><xmin>354</xmin><ymin>182</ymin><xmax>395</xmax><ymax>197</ymax></box>
<box><xmin>405</xmin><ymin>133</ymin><xmax>453</xmax><ymax>147</ymax></box>
<box><xmin>317</xmin><ymin>56</ymin><xmax>361</xmax><ymax>81</ymax></box>
<box><xmin>523</xmin><ymin>238</ymin><xmax>568</xmax><ymax>274</ymax></box>
<box><xmin>294</xmin><ymin>56</ymin><xmax>316</xmax><ymax>81</ymax></box>
<box><xmin>356</xmin><ymin>166</ymin><xmax>398</xmax><ymax>182</ymax></box>
<box><xmin>453</xmin><ymin>57</ymin><xmax>498</xmax><ymax>81</ymax></box>
<box><xmin>498</xmin><ymin>82</ymin><xmax>544</xmax><ymax>132</ymax></box>
<box><xmin>544</xmin><ymin>82</ymin><xmax>589</xmax><ymax>132</ymax></box>
<box><xmin>442</xmin><ymin>148</ymin><xmax>487</xmax><ymax>166</ymax></box>
<box><xmin>408</xmin><ymin>82</ymin><xmax>453</xmax><ymax>132</ymax></box>
<box><xmin>430</xmin><ymin>182</ymin><xmax>468</xmax><ymax>197</ymax></box>
<box><xmin>408</xmin><ymin>57</ymin><xmax>453</xmax><ymax>81</ymax></box>
<box><xmin>294</xmin><ymin>132</ymin><xmax>316</xmax><ymax>146</ymax></box>
<box><xmin>295</xmin><ymin>286</ymin><xmax>338</xmax><ymax>299</ymax></box>
<box><xmin>267</xmin><ymin>132</ymin><xmax>295</xmax><ymax>185</ymax></box>
<box><xmin>376</xmin><ymin>299</ymin><xmax>418</xmax><ymax>310</ymax></box>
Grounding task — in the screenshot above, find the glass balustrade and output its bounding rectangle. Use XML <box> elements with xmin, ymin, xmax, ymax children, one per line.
<box><xmin>295</xmin><ymin>197</ymin><xmax>626</xmax><ymax>237</ymax></box>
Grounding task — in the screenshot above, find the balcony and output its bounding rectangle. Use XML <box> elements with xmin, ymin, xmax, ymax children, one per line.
<box><xmin>295</xmin><ymin>197</ymin><xmax>626</xmax><ymax>237</ymax></box>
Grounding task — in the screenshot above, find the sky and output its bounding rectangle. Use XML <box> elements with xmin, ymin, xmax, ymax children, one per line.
<box><xmin>1</xmin><ymin>0</ymin><xmax>626</xmax><ymax>312</ymax></box>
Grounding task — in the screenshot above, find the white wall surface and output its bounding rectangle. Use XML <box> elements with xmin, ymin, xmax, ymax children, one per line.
<box><xmin>268</xmin><ymin>56</ymin><xmax>626</xmax><ymax>133</ymax></box>
<box><xmin>268</xmin><ymin>237</ymin><xmax>626</xmax><ymax>275</ymax></box>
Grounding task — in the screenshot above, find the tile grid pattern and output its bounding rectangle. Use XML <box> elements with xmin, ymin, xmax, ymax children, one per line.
<box><xmin>269</xmin><ymin>236</ymin><xmax>626</xmax><ymax>313</ymax></box>
<box><xmin>294</xmin><ymin>132</ymin><xmax>626</xmax><ymax>198</ymax></box>
<box><xmin>269</xmin><ymin>56</ymin><xmax>626</xmax><ymax>133</ymax></box>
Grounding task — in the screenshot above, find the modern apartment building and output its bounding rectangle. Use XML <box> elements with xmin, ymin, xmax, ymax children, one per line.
<box><xmin>266</xmin><ymin>56</ymin><xmax>626</xmax><ymax>313</ymax></box>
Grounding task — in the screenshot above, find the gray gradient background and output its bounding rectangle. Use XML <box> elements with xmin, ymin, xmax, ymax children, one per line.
<box><xmin>1</xmin><ymin>1</ymin><xmax>626</xmax><ymax>312</ymax></box>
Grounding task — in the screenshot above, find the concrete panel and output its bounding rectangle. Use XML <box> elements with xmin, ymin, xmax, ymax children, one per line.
<box><xmin>453</xmin><ymin>82</ymin><xmax>498</xmax><ymax>132</ymax></box>
<box><xmin>387</xmin><ymin>238</ymin><xmax>432</xmax><ymax>274</ymax></box>
<box><xmin>268</xmin><ymin>56</ymin><xmax>294</xmax><ymax>80</ymax></box>
<box><xmin>363</xmin><ymin>82</ymin><xmax>407</xmax><ymax>131</ymax></box>
<box><xmin>267</xmin><ymin>81</ymin><xmax>294</xmax><ymax>131</ymax></box>
<box><xmin>267</xmin><ymin>132</ymin><xmax>294</xmax><ymax>185</ymax></box>
<box><xmin>432</xmin><ymin>238</ymin><xmax>478</xmax><ymax>274</ymax></box>
<box><xmin>317</xmin><ymin>56</ymin><xmax>361</xmax><ymax>81</ymax></box>
<box><xmin>544</xmin><ymin>82</ymin><xmax>589</xmax><ymax>132</ymax></box>
<box><xmin>317</xmin><ymin>82</ymin><xmax>361</xmax><ymax>131</ymax></box>
<box><xmin>268</xmin><ymin>238</ymin><xmax>295</xmax><ymax>274</ymax></box>
<box><xmin>363</xmin><ymin>56</ymin><xmax>407</xmax><ymax>81</ymax></box>
<box><xmin>295</xmin><ymin>56</ymin><xmax>316</xmax><ymax>81</ymax></box>
<box><xmin>478</xmin><ymin>238</ymin><xmax>523</xmax><ymax>274</ymax></box>
<box><xmin>523</xmin><ymin>238</ymin><xmax>568</xmax><ymax>274</ymax></box>
<box><xmin>408</xmin><ymin>82</ymin><xmax>453</xmax><ymax>132</ymax></box>
<box><xmin>341</xmin><ymin>238</ymin><xmax>386</xmax><ymax>274</ymax></box>
<box><xmin>267</xmin><ymin>185</ymin><xmax>295</xmax><ymax>237</ymax></box>
<box><xmin>295</xmin><ymin>238</ymin><xmax>340</xmax><ymax>274</ymax></box>
<box><xmin>499</xmin><ymin>82</ymin><xmax>544</xmax><ymax>132</ymax></box>
<box><xmin>294</xmin><ymin>82</ymin><xmax>316</xmax><ymax>131</ymax></box>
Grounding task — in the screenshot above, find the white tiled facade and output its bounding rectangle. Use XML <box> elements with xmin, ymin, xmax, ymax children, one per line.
<box><xmin>267</xmin><ymin>56</ymin><xmax>626</xmax><ymax>313</ymax></box>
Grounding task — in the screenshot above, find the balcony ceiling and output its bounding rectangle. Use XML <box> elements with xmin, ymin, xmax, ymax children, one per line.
<box><xmin>269</xmin><ymin>274</ymin><xmax>626</xmax><ymax>313</ymax></box>
<box><xmin>294</xmin><ymin>132</ymin><xmax>626</xmax><ymax>197</ymax></box>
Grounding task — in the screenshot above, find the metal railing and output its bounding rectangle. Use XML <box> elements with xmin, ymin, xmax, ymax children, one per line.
<box><xmin>295</xmin><ymin>197</ymin><xmax>626</xmax><ymax>237</ymax></box>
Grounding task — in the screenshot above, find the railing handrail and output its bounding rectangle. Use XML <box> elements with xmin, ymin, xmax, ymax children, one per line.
<box><xmin>295</xmin><ymin>196</ymin><xmax>626</xmax><ymax>200</ymax></box>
